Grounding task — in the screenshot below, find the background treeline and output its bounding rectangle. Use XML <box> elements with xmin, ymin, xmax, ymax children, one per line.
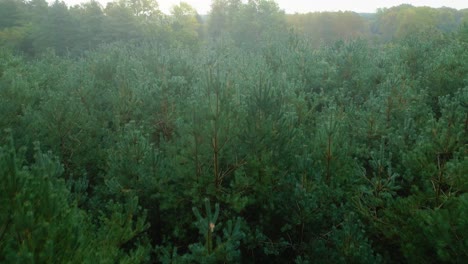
<box><xmin>288</xmin><ymin>4</ymin><xmax>468</xmax><ymax>45</ymax></box>
<box><xmin>1</xmin><ymin>0</ymin><xmax>468</xmax><ymax>55</ymax></box>
<box><xmin>0</xmin><ymin>0</ymin><xmax>467</xmax><ymax>263</ymax></box>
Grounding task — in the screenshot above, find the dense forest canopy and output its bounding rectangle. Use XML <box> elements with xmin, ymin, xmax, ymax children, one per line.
<box><xmin>0</xmin><ymin>0</ymin><xmax>467</xmax><ymax>263</ymax></box>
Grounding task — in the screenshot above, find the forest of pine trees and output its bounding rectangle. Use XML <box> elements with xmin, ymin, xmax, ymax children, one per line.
<box><xmin>0</xmin><ymin>0</ymin><xmax>467</xmax><ymax>263</ymax></box>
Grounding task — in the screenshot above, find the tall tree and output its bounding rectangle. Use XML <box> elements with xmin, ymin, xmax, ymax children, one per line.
<box><xmin>123</xmin><ymin>0</ymin><xmax>159</xmax><ymax>17</ymax></box>
<box><xmin>0</xmin><ymin>0</ymin><xmax>24</xmax><ymax>29</ymax></box>
<box><xmin>70</xmin><ymin>0</ymin><xmax>105</xmax><ymax>51</ymax></box>
<box><xmin>103</xmin><ymin>1</ymin><xmax>142</xmax><ymax>42</ymax></box>
<box><xmin>170</xmin><ymin>2</ymin><xmax>201</xmax><ymax>46</ymax></box>
<box><xmin>207</xmin><ymin>0</ymin><xmax>241</xmax><ymax>39</ymax></box>
<box><xmin>31</xmin><ymin>0</ymin><xmax>78</xmax><ymax>55</ymax></box>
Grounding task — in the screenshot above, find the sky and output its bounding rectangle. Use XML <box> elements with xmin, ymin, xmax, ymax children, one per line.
<box><xmin>59</xmin><ymin>0</ymin><xmax>468</xmax><ymax>14</ymax></box>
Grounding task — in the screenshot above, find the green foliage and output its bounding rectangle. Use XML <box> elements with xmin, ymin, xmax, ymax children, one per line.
<box><xmin>207</xmin><ymin>0</ymin><xmax>286</xmax><ymax>48</ymax></box>
<box><xmin>0</xmin><ymin>2</ymin><xmax>466</xmax><ymax>262</ymax></box>
<box><xmin>286</xmin><ymin>11</ymin><xmax>369</xmax><ymax>46</ymax></box>
<box><xmin>187</xmin><ymin>199</ymin><xmax>243</xmax><ymax>262</ymax></box>
<box><xmin>374</xmin><ymin>5</ymin><xmax>462</xmax><ymax>40</ymax></box>
<box><xmin>155</xmin><ymin>199</ymin><xmax>244</xmax><ymax>263</ymax></box>
<box><xmin>170</xmin><ymin>2</ymin><xmax>202</xmax><ymax>47</ymax></box>
<box><xmin>0</xmin><ymin>135</ymin><xmax>150</xmax><ymax>262</ymax></box>
<box><xmin>31</xmin><ymin>0</ymin><xmax>79</xmax><ymax>55</ymax></box>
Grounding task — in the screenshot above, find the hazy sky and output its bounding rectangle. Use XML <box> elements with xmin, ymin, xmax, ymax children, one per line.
<box><xmin>59</xmin><ymin>0</ymin><xmax>468</xmax><ymax>14</ymax></box>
